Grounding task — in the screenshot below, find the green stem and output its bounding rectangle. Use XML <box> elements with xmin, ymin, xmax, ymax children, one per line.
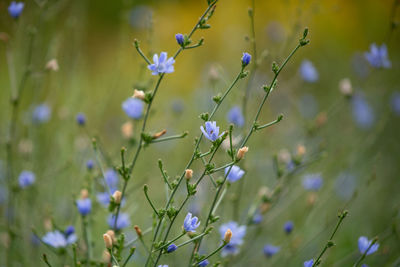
<box><xmin>193</xmin><ymin>242</ymin><xmax>228</xmax><ymax>266</ymax></box>
<box><xmin>122</xmin><ymin>247</ymin><xmax>136</xmax><ymax>267</ymax></box>
<box><xmin>353</xmin><ymin>237</ymin><xmax>378</xmax><ymax>267</ymax></box>
<box><xmin>150</xmin><ymin>132</ymin><xmax>188</xmax><ymax>143</ymax></box>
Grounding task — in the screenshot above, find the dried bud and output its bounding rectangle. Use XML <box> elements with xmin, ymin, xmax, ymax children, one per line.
<box><xmin>132</xmin><ymin>89</ymin><xmax>145</xmax><ymax>100</ymax></box>
<box><xmin>45</xmin><ymin>59</ymin><xmax>59</xmax><ymax>72</ymax></box>
<box><xmin>153</xmin><ymin>129</ymin><xmax>167</xmax><ymax>139</ymax></box>
<box><xmin>185</xmin><ymin>169</ymin><xmax>193</xmax><ymax>180</ymax></box>
<box><xmin>236</xmin><ymin>146</ymin><xmax>249</xmax><ymax>160</ymax></box>
<box><xmin>134</xmin><ymin>225</ymin><xmax>142</xmax><ymax>237</ymax></box>
<box><xmin>80</xmin><ymin>189</ymin><xmax>89</xmax><ymax>199</ymax></box>
<box><xmin>103</xmin><ymin>233</ymin><xmax>113</xmax><ymax>249</ymax></box>
<box><xmin>106</xmin><ymin>230</ymin><xmax>116</xmax><ymax>243</ymax></box>
<box><xmin>121</xmin><ymin>121</ymin><xmax>133</xmax><ymax>139</ymax></box>
<box><xmin>296</xmin><ymin>145</ymin><xmax>306</xmax><ymax>157</ymax></box>
<box><xmin>223</xmin><ymin>229</ymin><xmax>232</xmax><ymax>243</ymax></box>
<box><xmin>112</xmin><ymin>190</ymin><xmax>122</xmax><ymax>204</ymax></box>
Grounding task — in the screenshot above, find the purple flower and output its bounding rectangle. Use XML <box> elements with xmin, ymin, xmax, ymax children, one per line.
<box><xmin>304</xmin><ymin>259</ymin><xmax>314</xmax><ymax>267</ymax></box>
<box><xmin>105</xmin><ymin>169</ymin><xmax>119</xmax><ymax>191</ymax></box>
<box><xmin>32</xmin><ymin>104</ymin><xmax>51</xmax><ymax>124</ymax></box>
<box><xmin>76</xmin><ymin>113</ymin><xmax>86</xmax><ymax>126</ymax></box>
<box><xmin>364</xmin><ymin>43</ymin><xmax>391</xmax><ymax>69</ymax></box>
<box><xmin>148</xmin><ymin>52</ymin><xmax>175</xmax><ymax>75</ymax></box>
<box><xmin>252</xmin><ymin>213</ymin><xmax>263</xmax><ymax>224</ymax></box>
<box><xmin>175</xmin><ymin>33</ymin><xmax>184</xmax><ymax>46</ymax></box>
<box><xmin>284</xmin><ymin>221</ymin><xmax>294</xmax><ymax>234</ymax></box>
<box><xmin>200</xmin><ymin>121</ymin><xmax>223</xmax><ymax>142</ymax></box>
<box><xmin>8</xmin><ymin>2</ymin><xmax>24</xmax><ymax>18</ymax></box>
<box><xmin>351</xmin><ymin>93</ymin><xmax>375</xmax><ymax>129</ymax></box>
<box><xmin>219</xmin><ymin>221</ymin><xmax>246</xmax><ymax>257</ymax></box>
<box><xmin>76</xmin><ymin>198</ymin><xmax>91</xmax><ymax>216</ymax></box>
<box><xmin>263</xmin><ymin>244</ymin><xmax>280</xmax><ymax>257</ymax></box>
<box><xmin>198</xmin><ymin>259</ymin><xmax>209</xmax><ymax>266</ymax></box>
<box><xmin>390</xmin><ymin>92</ymin><xmax>400</xmax><ymax>116</ymax></box>
<box><xmin>302</xmin><ymin>174</ymin><xmax>323</xmax><ymax>191</ymax></box>
<box><xmin>122</xmin><ymin>98</ymin><xmax>144</xmax><ymax>119</ymax></box>
<box><xmin>97</xmin><ymin>192</ymin><xmax>111</xmax><ymax>207</ymax></box>
<box><xmin>184</xmin><ymin>212</ymin><xmax>200</xmax><ymax>232</ymax></box>
<box><xmin>86</xmin><ymin>160</ymin><xmax>94</xmax><ymax>170</ymax></box>
<box><xmin>300</xmin><ymin>60</ymin><xmax>318</xmax><ymax>83</ymax></box>
<box><xmin>18</xmin><ymin>170</ymin><xmax>35</xmax><ymax>188</ymax></box>
<box><xmin>108</xmin><ymin>213</ymin><xmax>131</xmax><ymax>230</ymax></box>
<box><xmin>241</xmin><ymin>52</ymin><xmax>251</xmax><ymax>66</ymax></box>
<box><xmin>167</xmin><ymin>243</ymin><xmax>177</xmax><ymax>253</ymax></box>
<box><xmin>42</xmin><ymin>230</ymin><xmax>77</xmax><ymax>248</ymax></box>
<box><xmin>358</xmin><ymin>236</ymin><xmax>379</xmax><ymax>255</ymax></box>
<box><xmin>227</xmin><ymin>106</ymin><xmax>244</xmax><ymax>127</ymax></box>
<box><xmin>64</xmin><ymin>225</ymin><xmax>75</xmax><ymax>236</ymax></box>
<box><xmin>225</xmin><ymin>165</ymin><xmax>245</xmax><ymax>183</ymax></box>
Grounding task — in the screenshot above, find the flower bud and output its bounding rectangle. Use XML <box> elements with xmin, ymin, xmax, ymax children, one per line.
<box><xmin>102</xmin><ymin>249</ymin><xmax>111</xmax><ymax>262</ymax></box>
<box><xmin>106</xmin><ymin>230</ymin><xmax>116</xmax><ymax>243</ymax></box>
<box><xmin>236</xmin><ymin>146</ymin><xmax>249</xmax><ymax>160</ymax></box>
<box><xmin>185</xmin><ymin>169</ymin><xmax>193</xmax><ymax>180</ymax></box>
<box><xmin>153</xmin><ymin>129</ymin><xmax>167</xmax><ymax>139</ymax></box>
<box><xmin>132</xmin><ymin>89</ymin><xmax>145</xmax><ymax>100</ymax></box>
<box><xmin>121</xmin><ymin>121</ymin><xmax>133</xmax><ymax>139</ymax></box>
<box><xmin>80</xmin><ymin>189</ymin><xmax>89</xmax><ymax>199</ymax></box>
<box><xmin>223</xmin><ymin>229</ymin><xmax>232</xmax><ymax>243</ymax></box>
<box><xmin>296</xmin><ymin>145</ymin><xmax>306</xmax><ymax>157</ymax></box>
<box><xmin>175</xmin><ymin>33</ymin><xmax>184</xmax><ymax>46</ymax></box>
<box><xmin>134</xmin><ymin>225</ymin><xmax>142</xmax><ymax>237</ymax></box>
<box><xmin>241</xmin><ymin>52</ymin><xmax>251</xmax><ymax>67</ymax></box>
<box><xmin>45</xmin><ymin>59</ymin><xmax>59</xmax><ymax>72</ymax></box>
<box><xmin>339</xmin><ymin>78</ymin><xmax>353</xmax><ymax>96</ymax></box>
<box><xmin>112</xmin><ymin>190</ymin><xmax>122</xmax><ymax>204</ymax></box>
<box><xmin>103</xmin><ymin>233</ymin><xmax>113</xmax><ymax>249</ymax></box>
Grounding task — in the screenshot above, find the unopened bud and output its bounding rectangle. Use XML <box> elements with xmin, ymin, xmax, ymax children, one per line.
<box><xmin>134</xmin><ymin>225</ymin><xmax>142</xmax><ymax>237</ymax></box>
<box><xmin>132</xmin><ymin>89</ymin><xmax>145</xmax><ymax>100</ymax></box>
<box><xmin>185</xmin><ymin>169</ymin><xmax>193</xmax><ymax>180</ymax></box>
<box><xmin>296</xmin><ymin>145</ymin><xmax>306</xmax><ymax>157</ymax></box>
<box><xmin>112</xmin><ymin>190</ymin><xmax>122</xmax><ymax>204</ymax></box>
<box><xmin>153</xmin><ymin>129</ymin><xmax>167</xmax><ymax>139</ymax></box>
<box><xmin>103</xmin><ymin>233</ymin><xmax>113</xmax><ymax>249</ymax></box>
<box><xmin>106</xmin><ymin>230</ymin><xmax>116</xmax><ymax>243</ymax></box>
<box><xmin>223</xmin><ymin>229</ymin><xmax>232</xmax><ymax>243</ymax></box>
<box><xmin>80</xmin><ymin>189</ymin><xmax>89</xmax><ymax>199</ymax></box>
<box><xmin>121</xmin><ymin>121</ymin><xmax>133</xmax><ymax>139</ymax></box>
<box><xmin>339</xmin><ymin>78</ymin><xmax>353</xmax><ymax>96</ymax></box>
<box><xmin>102</xmin><ymin>249</ymin><xmax>111</xmax><ymax>262</ymax></box>
<box><xmin>45</xmin><ymin>59</ymin><xmax>59</xmax><ymax>72</ymax></box>
<box><xmin>236</xmin><ymin>146</ymin><xmax>249</xmax><ymax>160</ymax></box>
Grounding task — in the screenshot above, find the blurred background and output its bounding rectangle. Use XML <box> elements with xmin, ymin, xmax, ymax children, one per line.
<box><xmin>0</xmin><ymin>0</ymin><xmax>400</xmax><ymax>266</ymax></box>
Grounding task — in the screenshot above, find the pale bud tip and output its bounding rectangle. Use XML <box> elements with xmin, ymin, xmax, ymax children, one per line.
<box><xmin>134</xmin><ymin>225</ymin><xmax>142</xmax><ymax>237</ymax></box>
<box><xmin>80</xmin><ymin>189</ymin><xmax>89</xmax><ymax>199</ymax></box>
<box><xmin>45</xmin><ymin>59</ymin><xmax>59</xmax><ymax>72</ymax></box>
<box><xmin>236</xmin><ymin>146</ymin><xmax>249</xmax><ymax>160</ymax></box>
<box><xmin>185</xmin><ymin>169</ymin><xmax>193</xmax><ymax>180</ymax></box>
<box><xmin>103</xmin><ymin>233</ymin><xmax>113</xmax><ymax>249</ymax></box>
<box><xmin>223</xmin><ymin>229</ymin><xmax>232</xmax><ymax>243</ymax></box>
<box><xmin>153</xmin><ymin>129</ymin><xmax>167</xmax><ymax>139</ymax></box>
<box><xmin>132</xmin><ymin>89</ymin><xmax>145</xmax><ymax>100</ymax></box>
<box><xmin>112</xmin><ymin>190</ymin><xmax>122</xmax><ymax>204</ymax></box>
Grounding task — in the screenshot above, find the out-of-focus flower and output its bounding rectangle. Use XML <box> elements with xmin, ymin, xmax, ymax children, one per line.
<box><xmin>358</xmin><ymin>236</ymin><xmax>379</xmax><ymax>255</ymax></box>
<box><xmin>364</xmin><ymin>43</ymin><xmax>391</xmax><ymax>69</ymax></box>
<box><xmin>18</xmin><ymin>170</ymin><xmax>35</xmax><ymax>188</ymax></box>
<box><xmin>86</xmin><ymin>160</ymin><xmax>94</xmax><ymax>170</ymax></box>
<box><xmin>219</xmin><ymin>221</ymin><xmax>246</xmax><ymax>257</ymax></box>
<box><xmin>227</xmin><ymin>106</ymin><xmax>244</xmax><ymax>127</ymax></box>
<box><xmin>129</xmin><ymin>5</ymin><xmax>153</xmax><ymax>30</ymax></box>
<box><xmin>200</xmin><ymin>121</ymin><xmax>223</xmax><ymax>142</ymax></box>
<box><xmin>8</xmin><ymin>2</ymin><xmax>24</xmax><ymax>18</ymax></box>
<box><xmin>184</xmin><ymin>212</ymin><xmax>200</xmax><ymax>232</ymax></box>
<box><xmin>121</xmin><ymin>121</ymin><xmax>134</xmax><ymax>139</ymax></box>
<box><xmin>45</xmin><ymin>59</ymin><xmax>59</xmax><ymax>71</ymax></box>
<box><xmin>122</xmin><ymin>98</ymin><xmax>144</xmax><ymax>119</ymax></box>
<box><xmin>298</xmin><ymin>94</ymin><xmax>319</xmax><ymax>119</ymax></box>
<box><xmin>335</xmin><ymin>172</ymin><xmax>356</xmax><ymax>200</ymax></box>
<box><xmin>42</xmin><ymin>230</ymin><xmax>77</xmax><ymax>248</ymax></box>
<box><xmin>302</xmin><ymin>174</ymin><xmax>323</xmax><ymax>191</ymax></box>
<box><xmin>304</xmin><ymin>259</ymin><xmax>314</xmax><ymax>267</ymax></box>
<box><xmin>167</xmin><ymin>244</ymin><xmax>177</xmax><ymax>253</ymax></box>
<box><xmin>148</xmin><ymin>52</ymin><xmax>175</xmax><ymax>75</ymax></box>
<box><xmin>339</xmin><ymin>78</ymin><xmax>353</xmax><ymax>96</ymax></box>
<box><xmin>32</xmin><ymin>104</ymin><xmax>51</xmax><ymax>124</ymax></box>
<box><xmin>76</xmin><ymin>113</ymin><xmax>86</xmax><ymax>126</ymax></box>
<box><xmin>266</xmin><ymin>21</ymin><xmax>286</xmax><ymax>43</ymax></box>
<box><xmin>225</xmin><ymin>165</ymin><xmax>245</xmax><ymax>183</ymax></box>
<box><xmin>241</xmin><ymin>52</ymin><xmax>251</xmax><ymax>66</ymax></box>
<box><xmin>299</xmin><ymin>60</ymin><xmax>318</xmax><ymax>82</ymax></box>
<box><xmin>107</xmin><ymin>213</ymin><xmax>130</xmax><ymax>230</ymax></box>
<box><xmin>64</xmin><ymin>226</ymin><xmax>75</xmax><ymax>236</ymax></box>
<box><xmin>284</xmin><ymin>221</ymin><xmax>294</xmax><ymax>234</ymax></box>
<box><xmin>175</xmin><ymin>33</ymin><xmax>184</xmax><ymax>46</ymax></box>
<box><xmin>76</xmin><ymin>197</ymin><xmax>91</xmax><ymax>216</ymax></box>
<box><xmin>252</xmin><ymin>213</ymin><xmax>263</xmax><ymax>224</ymax></box>
<box><xmin>351</xmin><ymin>93</ymin><xmax>375</xmax><ymax>129</ymax></box>
<box><xmin>198</xmin><ymin>259</ymin><xmax>209</xmax><ymax>266</ymax></box>
<box><xmin>390</xmin><ymin>92</ymin><xmax>400</xmax><ymax>116</ymax></box>
<box><xmin>263</xmin><ymin>244</ymin><xmax>280</xmax><ymax>257</ymax></box>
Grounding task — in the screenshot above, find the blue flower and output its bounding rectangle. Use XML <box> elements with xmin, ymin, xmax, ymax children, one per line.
<box><xmin>86</xmin><ymin>160</ymin><xmax>94</xmax><ymax>170</ymax></box>
<box><xmin>358</xmin><ymin>236</ymin><xmax>379</xmax><ymax>255</ymax></box>
<box><xmin>227</xmin><ymin>106</ymin><xmax>244</xmax><ymax>127</ymax></box>
<box><xmin>175</xmin><ymin>33</ymin><xmax>184</xmax><ymax>46</ymax></box>
<box><xmin>364</xmin><ymin>43</ymin><xmax>391</xmax><ymax>69</ymax></box>
<box><xmin>200</xmin><ymin>121</ymin><xmax>223</xmax><ymax>142</ymax></box>
<box><xmin>32</xmin><ymin>104</ymin><xmax>51</xmax><ymax>124</ymax></box>
<box><xmin>105</xmin><ymin>168</ymin><xmax>119</xmax><ymax>191</ymax></box>
<box><xmin>64</xmin><ymin>225</ymin><xmax>75</xmax><ymax>236</ymax></box>
<box><xmin>158</xmin><ymin>265</ymin><xmax>168</xmax><ymax>267</ymax></box>
<box><xmin>76</xmin><ymin>113</ymin><xmax>86</xmax><ymax>126</ymax></box>
<box><xmin>8</xmin><ymin>2</ymin><xmax>24</xmax><ymax>18</ymax></box>
<box><xmin>167</xmin><ymin>243</ymin><xmax>177</xmax><ymax>253</ymax></box>
<box><xmin>198</xmin><ymin>259</ymin><xmax>209</xmax><ymax>266</ymax></box>
<box><xmin>148</xmin><ymin>52</ymin><xmax>175</xmax><ymax>75</ymax></box>
<box><xmin>241</xmin><ymin>52</ymin><xmax>251</xmax><ymax>66</ymax></box>
<box><xmin>351</xmin><ymin>93</ymin><xmax>375</xmax><ymax>129</ymax></box>
<box><xmin>97</xmin><ymin>192</ymin><xmax>111</xmax><ymax>207</ymax></box>
<box><xmin>184</xmin><ymin>212</ymin><xmax>200</xmax><ymax>232</ymax></box>
<box><xmin>42</xmin><ymin>230</ymin><xmax>77</xmax><ymax>248</ymax></box>
<box><xmin>304</xmin><ymin>259</ymin><xmax>314</xmax><ymax>267</ymax></box>
<box><xmin>122</xmin><ymin>98</ymin><xmax>144</xmax><ymax>119</ymax></box>
<box><xmin>300</xmin><ymin>60</ymin><xmax>318</xmax><ymax>83</ymax></box>
<box><xmin>108</xmin><ymin>213</ymin><xmax>131</xmax><ymax>230</ymax></box>
<box><xmin>335</xmin><ymin>172</ymin><xmax>356</xmax><ymax>200</ymax></box>
<box><xmin>225</xmin><ymin>165</ymin><xmax>245</xmax><ymax>183</ymax></box>
<box><xmin>219</xmin><ymin>221</ymin><xmax>246</xmax><ymax>257</ymax></box>
<box><xmin>76</xmin><ymin>198</ymin><xmax>91</xmax><ymax>216</ymax></box>
<box><xmin>252</xmin><ymin>213</ymin><xmax>263</xmax><ymax>224</ymax></box>
<box><xmin>390</xmin><ymin>92</ymin><xmax>400</xmax><ymax>116</ymax></box>
<box><xmin>18</xmin><ymin>170</ymin><xmax>35</xmax><ymax>188</ymax></box>
<box><xmin>263</xmin><ymin>244</ymin><xmax>280</xmax><ymax>257</ymax></box>
<box><xmin>284</xmin><ymin>221</ymin><xmax>294</xmax><ymax>234</ymax></box>
<box><xmin>302</xmin><ymin>174</ymin><xmax>323</xmax><ymax>191</ymax></box>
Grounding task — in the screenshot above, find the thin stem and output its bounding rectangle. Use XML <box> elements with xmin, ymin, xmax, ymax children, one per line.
<box><xmin>200</xmin><ymin>157</ymin><xmax>217</xmax><ymax>187</ymax></box>
<box><xmin>193</xmin><ymin>242</ymin><xmax>228</xmax><ymax>266</ymax></box>
<box><xmin>153</xmin><ymin>232</ymin><xmax>186</xmax><ymax>252</ymax></box>
<box><xmin>82</xmin><ymin>215</ymin><xmax>92</xmax><ymax>262</ymax></box>
<box><xmin>42</xmin><ymin>254</ymin><xmax>53</xmax><ymax>267</ymax></box>
<box><xmin>144</xmin><ymin>186</ymin><xmax>159</xmax><ymax>217</ymax></box>
<box><xmin>150</xmin><ymin>132</ymin><xmax>188</xmax><ymax>143</ymax></box>
<box><xmin>211</xmin><ymin>161</ymin><xmax>236</xmax><ymax>173</ymax></box>
<box><xmin>177</xmin><ymin>231</ymin><xmax>209</xmax><ymax>248</ymax></box>
<box><xmin>108</xmin><ymin>248</ymin><xmax>120</xmax><ymax>266</ymax></box>
<box><xmin>122</xmin><ymin>247</ymin><xmax>136</xmax><ymax>267</ymax></box>
<box><xmin>353</xmin><ymin>237</ymin><xmax>378</xmax><ymax>267</ymax></box>
<box><xmin>255</xmin><ymin>115</ymin><xmax>283</xmax><ymax>130</ymax></box>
